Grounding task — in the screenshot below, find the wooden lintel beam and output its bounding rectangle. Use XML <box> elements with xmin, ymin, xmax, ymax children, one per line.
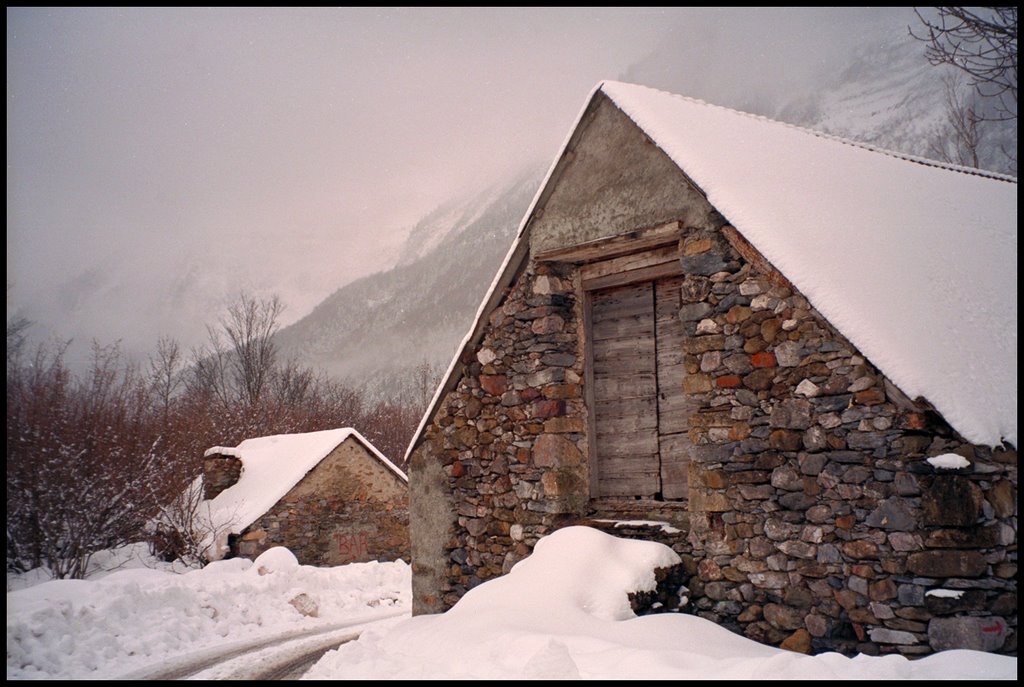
<box><xmin>535</xmin><ymin>221</ymin><xmax>682</xmax><ymax>264</ymax></box>
<box><xmin>582</xmin><ymin>260</ymin><xmax>682</xmax><ymax>291</ymax></box>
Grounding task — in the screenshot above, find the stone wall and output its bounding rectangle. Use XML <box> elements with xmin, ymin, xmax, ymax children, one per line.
<box><xmin>234</xmin><ymin>438</ymin><xmax>409</xmax><ymax>565</ymax></box>
<box><xmin>412</xmin><ymin>262</ymin><xmax>592</xmax><ymax>611</ymax></box>
<box><xmin>409</xmin><ymin>221</ymin><xmax>1016</xmax><ymax>657</ymax></box>
<box><xmin>678</xmin><ymin>225</ymin><xmax>1016</xmax><ymax>656</ymax></box>
<box><xmin>411</xmin><ymin>258</ymin><xmax>697</xmax><ymax>614</ymax></box>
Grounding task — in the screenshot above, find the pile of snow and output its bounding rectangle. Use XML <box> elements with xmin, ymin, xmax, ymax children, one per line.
<box><xmin>6</xmin><ymin>547</ymin><xmax>409</xmax><ymax>680</ymax></box>
<box><xmin>6</xmin><ymin>543</ymin><xmax>193</xmax><ymax>593</ymax></box>
<box><xmin>8</xmin><ymin>529</ymin><xmax>1015</xmax><ymax>680</ymax></box>
<box><xmin>307</xmin><ymin>526</ymin><xmax>1016</xmax><ymax>680</ymax></box>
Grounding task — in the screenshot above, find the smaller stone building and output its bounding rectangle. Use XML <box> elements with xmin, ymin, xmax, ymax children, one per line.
<box><xmin>202</xmin><ymin>428</ymin><xmax>409</xmax><ymax>565</ymax></box>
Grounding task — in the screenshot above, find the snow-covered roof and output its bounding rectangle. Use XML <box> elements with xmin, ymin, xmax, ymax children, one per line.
<box><xmin>599</xmin><ymin>81</ymin><xmax>1016</xmax><ymax>447</ymax></box>
<box><xmin>206</xmin><ymin>428</ymin><xmax>407</xmax><ymax>536</ymax></box>
<box><xmin>407</xmin><ymin>81</ymin><xmax>1016</xmax><ymax>458</ymax></box>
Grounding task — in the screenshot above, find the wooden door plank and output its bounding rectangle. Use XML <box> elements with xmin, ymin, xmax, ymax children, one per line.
<box><xmin>593</xmin><ymin>336</ymin><xmax>657</xmax><ymax>360</ymax></box>
<box><xmin>591</xmin><ymin>280</ymin><xmax>658</xmax><ymax>499</ymax></box>
<box><xmin>655</xmin><ymin>277</ymin><xmax>691</xmax><ymax>502</ymax></box>
<box><xmin>594</xmin><ymin>432</ymin><xmax>660</xmax><ymax>454</ymax></box>
<box><xmin>583</xmin><ymin>262</ymin><xmax>683</xmax><ymax>291</ymax></box>
<box><xmin>591</xmin><ymin>282</ymin><xmax>651</xmax><ymax>309</ymax></box>
<box><xmin>659</xmin><ymin>432</ymin><xmax>691</xmax><ymax>500</ymax></box>
<box><xmin>595</xmin><ymin>414</ymin><xmax>659</xmax><ymax>433</ymax></box>
<box><xmin>597</xmin><ymin>475</ymin><xmax>661</xmax><ymax>498</ymax></box>
<box><xmin>592</xmin><ymin>318</ymin><xmax>655</xmax><ymax>341</ymax></box>
<box><xmin>595</xmin><ymin>395</ymin><xmax>658</xmax><ymax>419</ymax></box>
<box><xmin>534</xmin><ymin>221</ymin><xmax>681</xmax><ymax>264</ymax></box>
<box><xmin>593</xmin><ymin>345</ymin><xmax>656</xmax><ymax>370</ymax></box>
<box><xmin>593</xmin><ymin>373</ymin><xmax>657</xmax><ymax>400</ymax></box>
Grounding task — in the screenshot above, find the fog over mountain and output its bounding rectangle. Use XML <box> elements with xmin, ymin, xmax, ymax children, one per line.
<box><xmin>8</xmin><ymin>8</ymin><xmax>1013</xmax><ymax>379</ymax></box>
<box><xmin>624</xmin><ymin>9</ymin><xmax>1015</xmax><ymax>174</ymax></box>
<box><xmin>275</xmin><ymin>170</ymin><xmax>541</xmax><ymax>399</ymax></box>
<box><xmin>275</xmin><ymin>9</ymin><xmax>1016</xmax><ymax>395</ymax></box>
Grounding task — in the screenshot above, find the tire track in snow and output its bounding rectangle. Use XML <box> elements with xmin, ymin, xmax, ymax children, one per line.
<box><xmin>114</xmin><ymin>608</ymin><xmax>407</xmax><ymax>680</ymax></box>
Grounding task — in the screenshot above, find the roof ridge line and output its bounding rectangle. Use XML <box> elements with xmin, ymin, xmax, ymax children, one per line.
<box><xmin>601</xmin><ymin>80</ymin><xmax>1018</xmax><ymax>184</ymax></box>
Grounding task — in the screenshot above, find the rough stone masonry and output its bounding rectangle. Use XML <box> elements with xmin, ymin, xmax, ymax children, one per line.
<box><xmin>409</xmin><ymin>218</ymin><xmax>1016</xmax><ymax>658</ymax></box>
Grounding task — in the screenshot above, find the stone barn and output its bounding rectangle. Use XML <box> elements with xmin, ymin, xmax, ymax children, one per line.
<box><xmin>406</xmin><ymin>81</ymin><xmax>1017</xmax><ymax>657</ymax></box>
<box><xmin>202</xmin><ymin>428</ymin><xmax>409</xmax><ymax>565</ymax></box>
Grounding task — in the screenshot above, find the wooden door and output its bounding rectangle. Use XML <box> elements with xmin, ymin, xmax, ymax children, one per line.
<box><xmin>591</xmin><ymin>282</ymin><xmax>659</xmax><ymax>497</ymax></box>
<box><xmin>590</xmin><ymin>277</ymin><xmax>692</xmax><ymax>500</ymax></box>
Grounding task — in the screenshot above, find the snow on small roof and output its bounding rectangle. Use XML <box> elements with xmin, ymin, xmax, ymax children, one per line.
<box><xmin>407</xmin><ymin>81</ymin><xmax>1016</xmax><ymax>460</ymax></box>
<box><xmin>600</xmin><ymin>81</ymin><xmax>1016</xmax><ymax>447</ymax></box>
<box><xmin>206</xmin><ymin>428</ymin><xmax>406</xmax><ymax>535</ymax></box>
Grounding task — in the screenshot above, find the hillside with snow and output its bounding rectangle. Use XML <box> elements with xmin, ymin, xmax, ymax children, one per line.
<box><xmin>274</xmin><ymin>171</ymin><xmax>541</xmax><ymax>398</ymax></box>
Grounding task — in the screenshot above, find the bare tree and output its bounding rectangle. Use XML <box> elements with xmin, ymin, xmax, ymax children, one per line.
<box><xmin>224</xmin><ymin>294</ymin><xmax>282</xmax><ymax>409</ymax></box>
<box><xmin>7</xmin><ymin>284</ymin><xmax>32</xmax><ymax>364</ymax></box>
<box><xmin>6</xmin><ymin>316</ymin><xmax>32</xmax><ymax>363</ymax></box>
<box><xmin>928</xmin><ymin>72</ymin><xmax>984</xmax><ymax>168</ymax></box>
<box><xmin>187</xmin><ymin>335</ymin><xmax>233</xmax><ymax>411</ymax></box>
<box><xmin>273</xmin><ymin>357</ymin><xmax>318</xmax><ymax>410</ymax></box>
<box><xmin>6</xmin><ymin>339</ymin><xmax>71</xmax><ymax>572</ymax></box>
<box><xmin>912</xmin><ymin>7</ymin><xmax>1017</xmax><ymax>121</ymax></box>
<box><xmin>148</xmin><ymin>336</ymin><xmax>184</xmax><ymax>424</ymax></box>
<box><xmin>185</xmin><ymin>293</ymin><xmax>282</xmax><ymax>412</ymax></box>
<box><xmin>414</xmin><ymin>359</ymin><xmax>440</xmax><ymax>412</ymax></box>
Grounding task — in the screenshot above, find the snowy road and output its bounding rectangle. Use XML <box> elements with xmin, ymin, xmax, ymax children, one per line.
<box><xmin>7</xmin><ymin>550</ymin><xmax>413</xmax><ymax>681</ymax></box>
<box><xmin>112</xmin><ymin>609</ymin><xmax>407</xmax><ymax>680</ymax></box>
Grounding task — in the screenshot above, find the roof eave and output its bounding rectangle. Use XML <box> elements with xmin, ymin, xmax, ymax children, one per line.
<box><xmin>402</xmin><ymin>83</ymin><xmax>613</xmax><ymax>464</ymax></box>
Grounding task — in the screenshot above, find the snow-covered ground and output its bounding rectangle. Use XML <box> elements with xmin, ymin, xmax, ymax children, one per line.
<box><xmin>307</xmin><ymin>527</ymin><xmax>1016</xmax><ymax>680</ymax></box>
<box><xmin>7</xmin><ymin>529</ymin><xmax>1016</xmax><ymax>680</ymax></box>
<box><xmin>6</xmin><ymin>546</ymin><xmax>409</xmax><ymax>680</ymax></box>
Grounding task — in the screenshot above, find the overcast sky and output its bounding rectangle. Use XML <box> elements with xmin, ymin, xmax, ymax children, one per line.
<box><xmin>6</xmin><ymin>7</ymin><xmax>918</xmax><ymax>369</ymax></box>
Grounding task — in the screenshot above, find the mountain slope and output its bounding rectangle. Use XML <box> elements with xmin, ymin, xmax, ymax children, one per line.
<box><xmin>275</xmin><ymin>171</ymin><xmax>542</xmax><ymax>398</ymax></box>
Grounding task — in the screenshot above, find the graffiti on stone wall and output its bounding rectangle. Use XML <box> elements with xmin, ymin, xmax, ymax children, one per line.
<box><xmin>332</xmin><ymin>527</ymin><xmax>373</xmax><ymax>564</ymax></box>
